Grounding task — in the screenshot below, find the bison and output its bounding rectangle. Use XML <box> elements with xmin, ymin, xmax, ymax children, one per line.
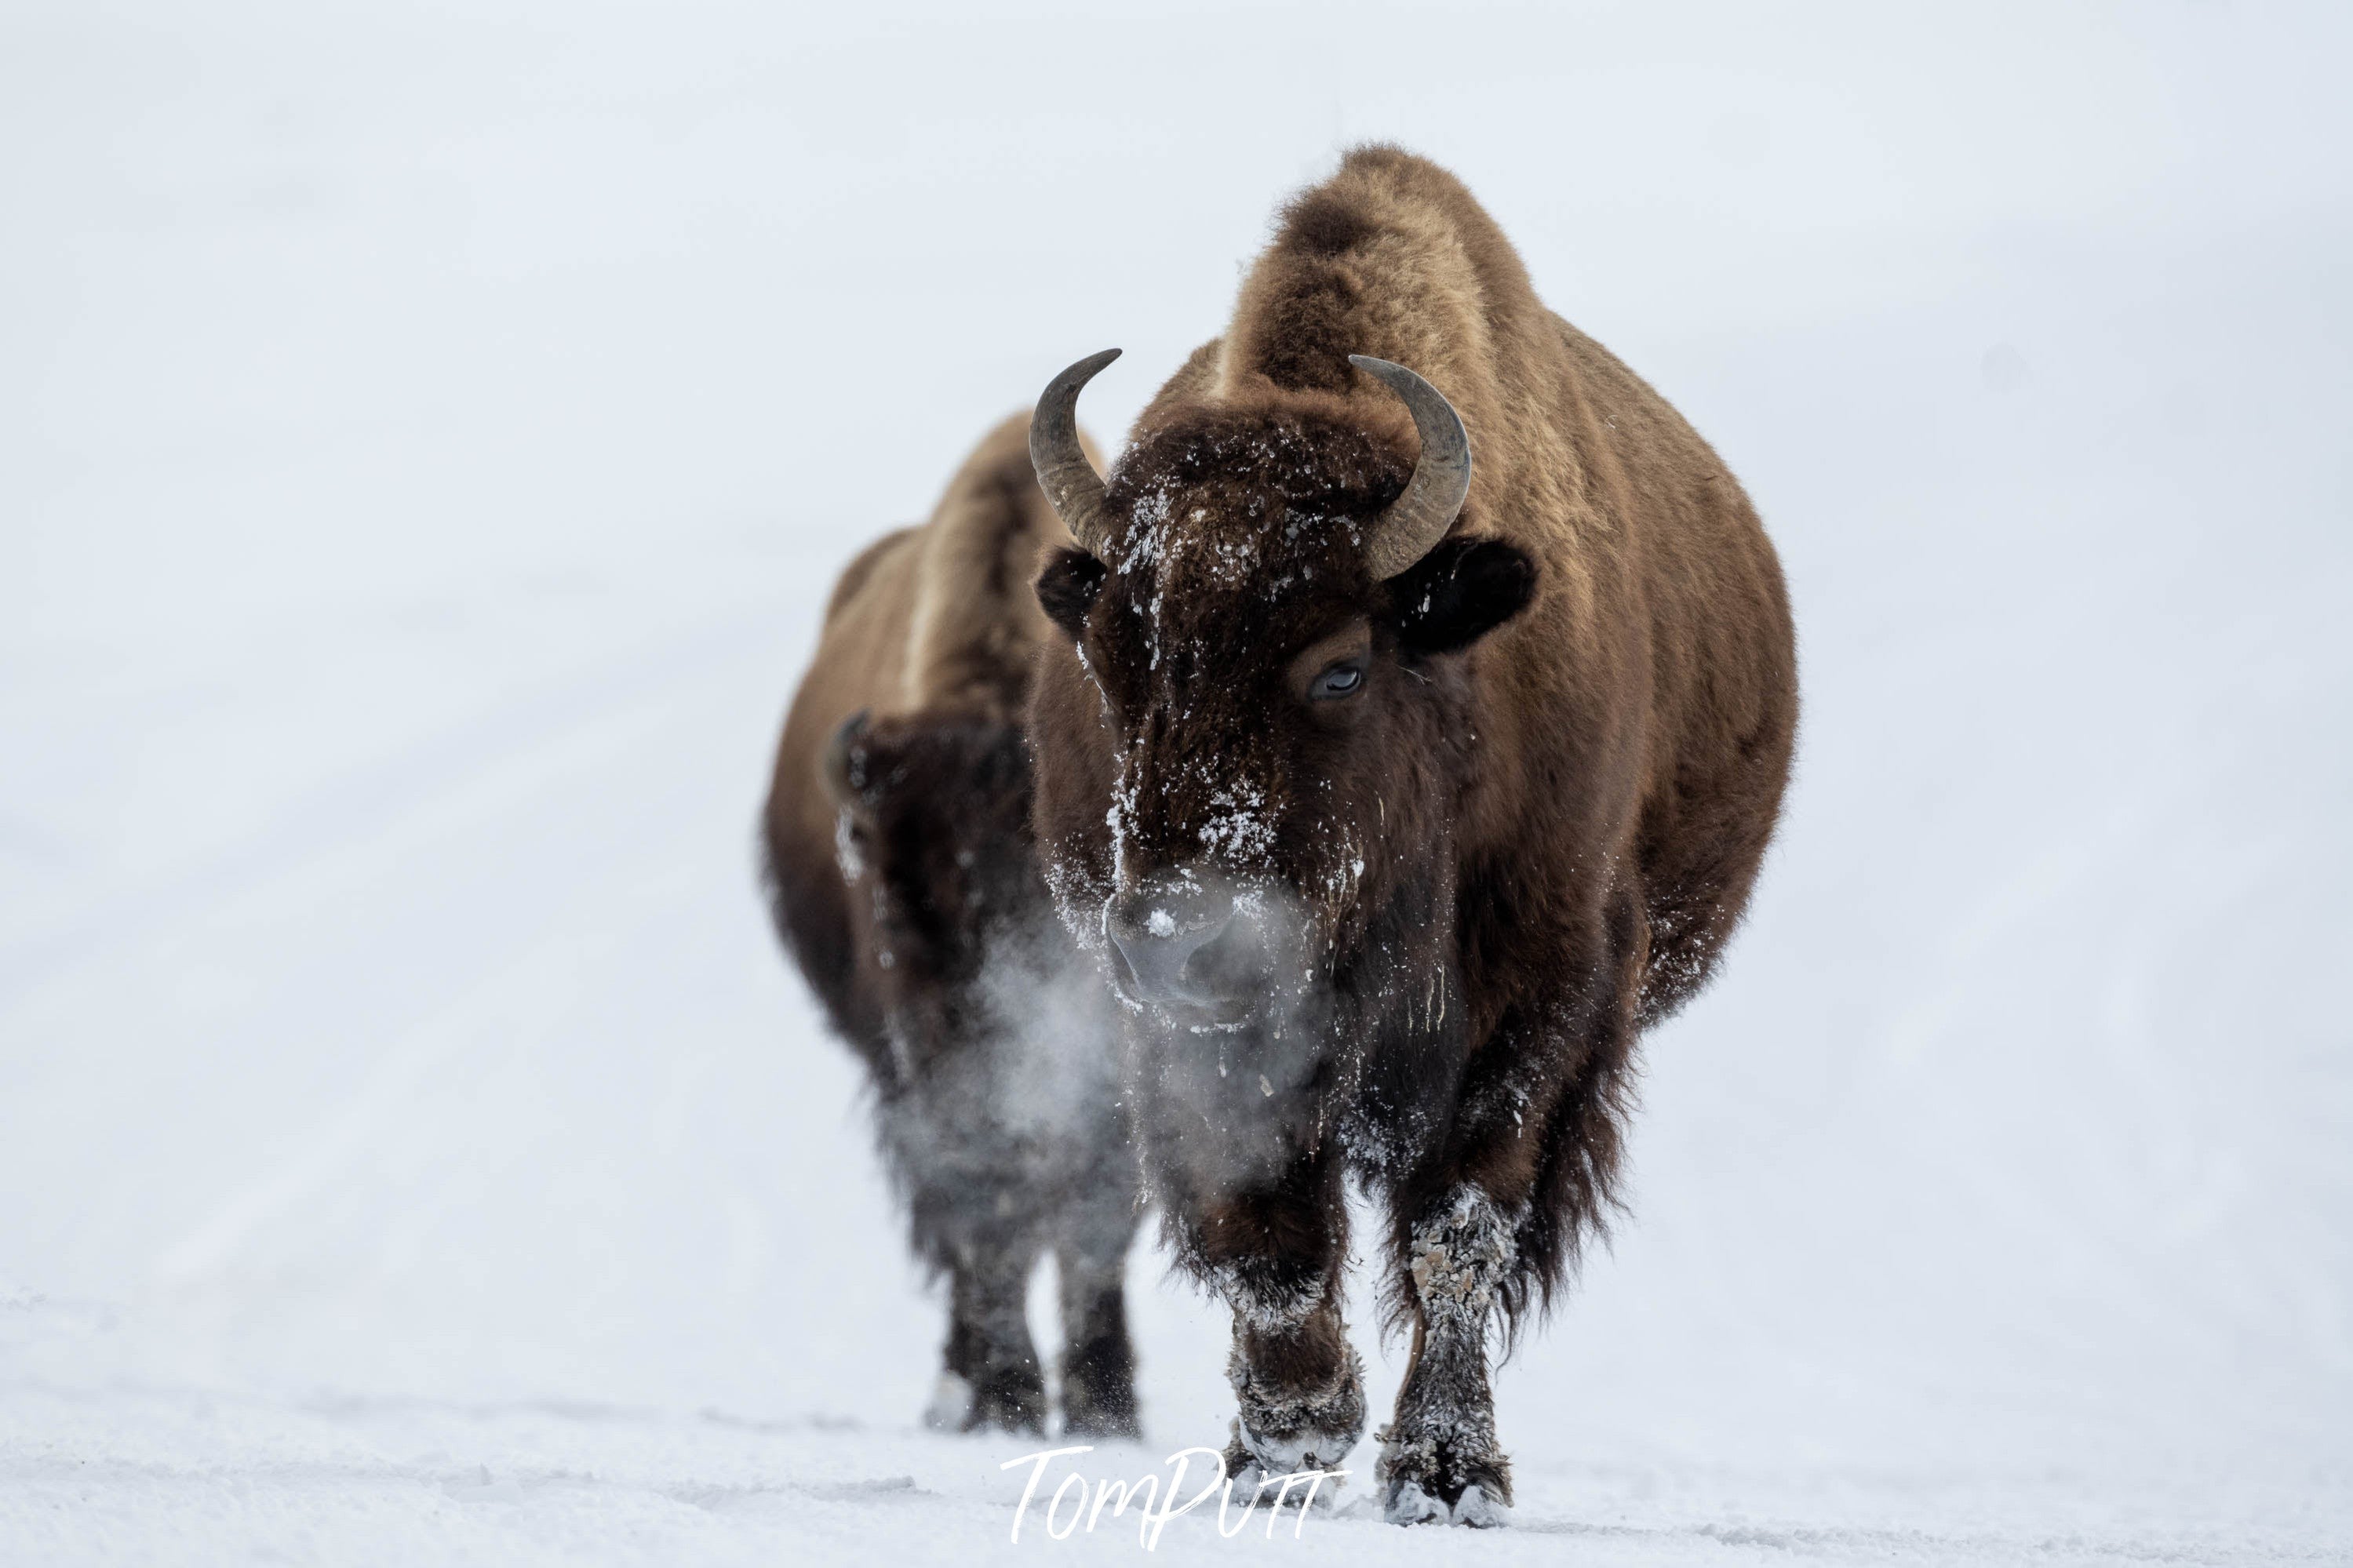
<box><xmin>761</xmin><ymin>413</ymin><xmax>1142</xmax><ymax>1439</ymax></box>
<box><xmin>1022</xmin><ymin>147</ymin><xmax>1798</xmax><ymax>1524</ymax></box>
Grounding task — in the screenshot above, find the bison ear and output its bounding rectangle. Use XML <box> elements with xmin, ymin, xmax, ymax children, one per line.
<box><xmin>1036</xmin><ymin>547</ymin><xmax>1108</xmax><ymax>641</ymax></box>
<box><xmin>1389</xmin><ymin>537</ymin><xmax>1536</xmax><ymax>655</ymax></box>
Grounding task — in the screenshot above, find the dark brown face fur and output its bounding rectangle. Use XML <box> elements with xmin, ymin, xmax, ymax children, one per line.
<box><xmin>832</xmin><ymin>714</ymin><xmax>1047</xmax><ymax>1068</ymax></box>
<box><xmin>1031</xmin><ymin>405</ymin><xmax>1535</xmax><ymax>1031</ymax></box>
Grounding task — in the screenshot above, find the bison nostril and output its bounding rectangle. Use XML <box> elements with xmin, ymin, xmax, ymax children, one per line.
<box><xmin>1108</xmin><ymin>879</ymin><xmax>1237</xmax><ymax>1006</ymax></box>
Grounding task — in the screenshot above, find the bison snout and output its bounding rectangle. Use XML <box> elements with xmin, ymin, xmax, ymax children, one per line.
<box><xmin>1106</xmin><ymin>874</ymin><xmax>1239</xmax><ymax>1011</ymax></box>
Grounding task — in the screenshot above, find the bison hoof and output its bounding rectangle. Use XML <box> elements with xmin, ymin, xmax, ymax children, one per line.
<box><xmin>955</xmin><ymin>1370</ymin><xmax>1046</xmax><ymax>1436</ymax></box>
<box><xmin>1061</xmin><ymin>1381</ymin><xmax>1142</xmax><ymax>1442</ymax></box>
<box><xmin>1229</xmin><ymin>1345</ymin><xmax>1367</xmax><ymax>1483</ymax></box>
<box><xmin>1384</xmin><ymin>1478</ymin><xmax>1448</xmax><ymax>1525</ymax></box>
<box><xmin>1222</xmin><ymin>1435</ymin><xmax>1345</xmax><ymax>1512</ymax></box>
<box><xmin>1382</xmin><ymin>1474</ymin><xmax>1512</xmax><ymax>1528</ymax></box>
<box><xmin>921</xmin><ymin>1372</ymin><xmax>973</xmax><ymax>1432</ymax></box>
<box><xmin>1376</xmin><ymin>1431</ymin><xmax>1512</xmax><ymax>1527</ymax></box>
<box><xmin>1229</xmin><ymin>1413</ymin><xmax>1360</xmax><ymax>1493</ymax></box>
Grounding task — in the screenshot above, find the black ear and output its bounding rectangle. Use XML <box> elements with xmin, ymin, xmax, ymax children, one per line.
<box><xmin>1036</xmin><ymin>547</ymin><xmax>1108</xmax><ymax>640</ymax></box>
<box><xmin>1389</xmin><ymin>537</ymin><xmax>1537</xmax><ymax>655</ymax></box>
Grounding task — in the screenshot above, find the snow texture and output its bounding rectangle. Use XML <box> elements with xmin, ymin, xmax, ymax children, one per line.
<box><xmin>3</xmin><ymin>1</ymin><xmax>2351</xmax><ymax>1563</ymax></box>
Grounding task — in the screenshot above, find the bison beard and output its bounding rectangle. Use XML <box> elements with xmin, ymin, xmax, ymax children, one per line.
<box><xmin>1025</xmin><ymin>148</ymin><xmax>1796</xmax><ymax>1526</ymax></box>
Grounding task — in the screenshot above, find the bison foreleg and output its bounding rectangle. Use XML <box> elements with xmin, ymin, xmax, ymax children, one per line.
<box><xmin>1377</xmin><ymin>898</ymin><xmax>1646</xmax><ymax>1523</ymax></box>
<box><xmin>933</xmin><ymin>1242</ymin><xmax>1046</xmax><ymax>1435</ymax></box>
<box><xmin>1376</xmin><ymin>1184</ymin><xmax>1522</xmax><ymax>1526</ymax></box>
<box><xmin>1185</xmin><ymin>1170</ymin><xmax>1365</xmax><ymax>1494</ymax></box>
<box><xmin>1054</xmin><ymin>1197</ymin><xmax>1142</xmax><ymax>1439</ymax></box>
<box><xmin>1220</xmin><ymin>1294</ymin><xmax>1367</xmax><ymax>1499</ymax></box>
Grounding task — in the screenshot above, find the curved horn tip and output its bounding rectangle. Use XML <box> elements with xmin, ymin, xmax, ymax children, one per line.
<box><xmin>1031</xmin><ymin>350</ymin><xmax>1124</xmax><ymax>556</ymax></box>
<box><xmin>1036</xmin><ymin>348</ymin><xmax>1121</xmax><ymax>407</ymax></box>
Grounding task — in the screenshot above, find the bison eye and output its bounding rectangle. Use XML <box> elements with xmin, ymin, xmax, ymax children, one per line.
<box><xmin>1309</xmin><ymin>661</ymin><xmax>1366</xmax><ymax>700</ymax></box>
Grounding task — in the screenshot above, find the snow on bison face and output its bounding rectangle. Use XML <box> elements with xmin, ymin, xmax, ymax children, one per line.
<box><xmin>1029</xmin><ymin>403</ymin><xmax>1535</xmax><ymax>1035</ymax></box>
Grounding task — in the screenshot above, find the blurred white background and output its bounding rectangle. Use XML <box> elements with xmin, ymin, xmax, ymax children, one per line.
<box><xmin>3</xmin><ymin>2</ymin><xmax>2348</xmax><ymax>1561</ymax></box>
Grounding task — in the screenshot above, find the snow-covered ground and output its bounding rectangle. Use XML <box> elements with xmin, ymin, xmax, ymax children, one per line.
<box><xmin>5</xmin><ymin>2</ymin><xmax>2350</xmax><ymax>1561</ymax></box>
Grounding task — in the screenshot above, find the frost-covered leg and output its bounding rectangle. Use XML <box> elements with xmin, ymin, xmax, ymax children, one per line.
<box><xmin>1218</xmin><ymin>1297</ymin><xmax>1365</xmax><ymax>1504</ymax></box>
<box><xmin>934</xmin><ymin>1243</ymin><xmax>1044</xmax><ymax>1435</ymax></box>
<box><xmin>1376</xmin><ymin>896</ymin><xmax>1646</xmax><ymax>1526</ymax></box>
<box><xmin>1376</xmin><ymin>1185</ymin><xmax>1520</xmax><ymax>1526</ymax></box>
<box><xmin>1189</xmin><ymin>1165</ymin><xmax>1364</xmax><ymax>1493</ymax></box>
<box><xmin>1054</xmin><ymin>1232</ymin><xmax>1138</xmax><ymax>1439</ymax></box>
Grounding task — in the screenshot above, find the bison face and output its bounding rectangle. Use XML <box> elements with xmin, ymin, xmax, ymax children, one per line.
<box><xmin>1029</xmin><ymin>406</ymin><xmax>1535</xmax><ymax>1035</ymax></box>
<box><xmin>826</xmin><ymin>711</ymin><xmax>1048</xmax><ymax>1069</ymax></box>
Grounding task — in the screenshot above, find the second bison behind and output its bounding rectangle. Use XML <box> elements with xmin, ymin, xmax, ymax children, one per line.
<box><xmin>761</xmin><ymin>415</ymin><xmax>1140</xmax><ymax>1441</ymax></box>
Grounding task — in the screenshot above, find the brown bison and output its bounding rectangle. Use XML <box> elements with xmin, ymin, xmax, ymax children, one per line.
<box><xmin>1023</xmin><ymin>147</ymin><xmax>1797</xmax><ymax>1523</ymax></box>
<box><xmin>762</xmin><ymin>414</ymin><xmax>1141</xmax><ymax>1439</ymax></box>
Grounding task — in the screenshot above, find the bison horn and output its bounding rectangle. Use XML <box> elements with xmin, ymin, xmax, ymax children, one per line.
<box><xmin>1029</xmin><ymin>348</ymin><xmax>1122</xmax><ymax>556</ymax></box>
<box><xmin>822</xmin><ymin>708</ymin><xmax>872</xmax><ymax>812</ymax></box>
<box><xmin>1350</xmin><ymin>355</ymin><xmax>1473</xmax><ymax>580</ymax></box>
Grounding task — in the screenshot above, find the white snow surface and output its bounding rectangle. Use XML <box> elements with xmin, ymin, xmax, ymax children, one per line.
<box><xmin>4</xmin><ymin>2</ymin><xmax>2350</xmax><ymax>1562</ymax></box>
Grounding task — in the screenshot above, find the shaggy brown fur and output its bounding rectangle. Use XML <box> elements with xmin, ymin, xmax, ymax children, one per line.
<box><xmin>1026</xmin><ymin>147</ymin><xmax>1797</xmax><ymax>1523</ymax></box>
<box><xmin>761</xmin><ymin>414</ymin><xmax>1140</xmax><ymax>1439</ymax></box>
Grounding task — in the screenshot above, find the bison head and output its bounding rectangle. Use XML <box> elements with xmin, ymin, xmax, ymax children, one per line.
<box><xmin>825</xmin><ymin>710</ymin><xmax>1048</xmax><ymax>1069</ymax></box>
<box><xmin>1025</xmin><ymin>352</ymin><xmax>1537</xmax><ymax>1045</ymax></box>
